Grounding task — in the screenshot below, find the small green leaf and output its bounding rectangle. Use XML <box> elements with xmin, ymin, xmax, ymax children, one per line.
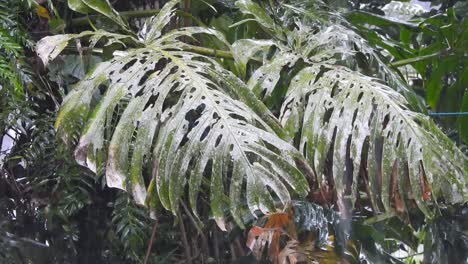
<box><xmin>48</xmin><ymin>18</ymin><xmax>66</xmax><ymax>34</ymax></box>
<box><xmin>235</xmin><ymin>0</ymin><xmax>285</xmax><ymax>39</ymax></box>
<box><xmin>68</xmin><ymin>0</ymin><xmax>93</xmax><ymax>13</ymax></box>
<box><xmin>68</xmin><ymin>0</ymin><xmax>129</xmax><ymax>31</ymax></box>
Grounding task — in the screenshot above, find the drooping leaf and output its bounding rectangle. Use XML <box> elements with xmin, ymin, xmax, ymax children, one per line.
<box><xmin>42</xmin><ymin>13</ymin><xmax>310</xmax><ymax>229</ymax></box>
<box><xmin>246</xmin><ymin>209</ymin><xmax>296</xmax><ymax>263</ymax></box>
<box><xmin>68</xmin><ymin>0</ymin><xmax>129</xmax><ymax>31</ymax></box>
<box><xmin>280</xmin><ymin>63</ymin><xmax>467</xmax><ymax>216</ymax></box>
<box><xmin>81</xmin><ymin>0</ymin><xmax>128</xmax><ymax>29</ymax></box>
<box><xmin>304</xmin><ymin>25</ymin><xmax>425</xmax><ymax>112</ymax></box>
<box><xmin>247</xmin><ymin>201</ymin><xmax>356</xmax><ymax>264</ymax></box>
<box><xmin>236</xmin><ymin>18</ymin><xmax>426</xmax><ymax>113</ymax></box>
<box><xmin>68</xmin><ymin>0</ymin><xmax>93</xmax><ymax>14</ymax></box>
<box><xmin>37</xmin><ymin>0</ymin><xmax>467</xmax><ymax>239</ymax></box>
<box><xmin>235</xmin><ymin>0</ymin><xmax>286</xmax><ymax>39</ymax></box>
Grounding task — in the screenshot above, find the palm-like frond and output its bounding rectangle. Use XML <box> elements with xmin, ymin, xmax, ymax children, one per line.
<box><xmin>0</xmin><ymin>0</ymin><xmax>31</xmax><ymax>95</ymax></box>
<box><xmin>41</xmin><ymin>0</ymin><xmax>309</xmax><ymax>228</ymax></box>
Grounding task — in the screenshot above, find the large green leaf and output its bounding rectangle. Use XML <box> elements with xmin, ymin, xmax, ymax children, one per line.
<box><xmin>280</xmin><ymin>63</ymin><xmax>467</xmax><ymax>216</ymax></box>
<box><xmin>235</xmin><ymin>4</ymin><xmax>426</xmax><ymax>113</ymax></box>
<box><xmin>303</xmin><ymin>25</ymin><xmax>425</xmax><ymax>112</ymax></box>
<box><xmin>40</xmin><ymin>3</ymin><xmax>309</xmax><ymax>229</ymax></box>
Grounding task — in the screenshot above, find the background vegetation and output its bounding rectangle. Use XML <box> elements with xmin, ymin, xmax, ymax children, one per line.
<box><xmin>0</xmin><ymin>0</ymin><xmax>466</xmax><ymax>263</ymax></box>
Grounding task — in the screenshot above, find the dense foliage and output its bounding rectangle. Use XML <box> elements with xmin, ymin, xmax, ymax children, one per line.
<box><xmin>1</xmin><ymin>0</ymin><xmax>467</xmax><ymax>263</ymax></box>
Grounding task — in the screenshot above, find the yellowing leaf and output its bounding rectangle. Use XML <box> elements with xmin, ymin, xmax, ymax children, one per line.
<box><xmin>35</xmin><ymin>5</ymin><xmax>51</xmax><ymax>20</ymax></box>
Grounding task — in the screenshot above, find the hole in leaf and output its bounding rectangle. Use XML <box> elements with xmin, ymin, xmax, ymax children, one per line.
<box><xmin>260</xmin><ymin>88</ymin><xmax>267</xmax><ymax>99</ymax></box>
<box><xmin>200</xmin><ymin>126</ymin><xmax>211</xmax><ymax>141</ymax></box>
<box><xmin>143</xmin><ymin>93</ymin><xmax>160</xmax><ymax>111</ymax></box>
<box><xmin>138</xmin><ymin>67</ymin><xmax>158</xmax><ymax>86</ymax></box>
<box><xmin>330</xmin><ymin>82</ymin><xmax>339</xmax><ymax>97</ymax></box>
<box><xmin>344</xmin><ymin>135</ymin><xmax>353</xmax><ymax>195</ymax></box>
<box><xmin>215</xmin><ymin>135</ymin><xmax>223</xmax><ymax>147</ymax></box>
<box><xmin>119</xmin><ymin>58</ymin><xmax>138</xmax><ymax>73</ymax></box>
<box><xmin>313</xmin><ymin>66</ymin><xmax>332</xmax><ymax>84</ymax></box>
<box><xmin>98</xmin><ymin>83</ymin><xmax>108</xmax><ymax>95</ymax></box>
<box><xmin>302</xmin><ymin>141</ymin><xmax>307</xmax><ymax>158</ymax></box>
<box><xmin>155</xmin><ymin>58</ymin><xmax>170</xmax><ymax>71</ymax></box>
<box><xmin>135</xmin><ymin>86</ymin><xmax>146</xmax><ymax>97</ymax></box>
<box><xmin>162</xmin><ymin>83</ymin><xmax>182</xmax><ymax>111</ymax></box>
<box><xmin>322</xmin><ymin>107</ymin><xmax>334</xmax><ymax>125</ymax></box>
<box><xmin>357</xmin><ymin>92</ymin><xmax>364</xmax><ymax>103</ymax></box>
<box><xmin>382</xmin><ymin>114</ymin><xmax>390</xmax><ymax>130</ymax></box>
<box><xmin>169</xmin><ymin>66</ymin><xmax>179</xmax><ymax>75</ymax></box>
<box><xmin>351</xmin><ymin>109</ymin><xmax>358</xmax><ymax>126</ymax></box>
<box><xmin>396</xmin><ymin>132</ymin><xmax>401</xmax><ymax>148</ymax></box>
<box><xmin>339</xmin><ymin>107</ymin><xmax>344</xmax><ymax>117</ymax></box>
<box><xmin>229</xmin><ymin>113</ymin><xmax>248</xmax><ymax>122</ymax></box>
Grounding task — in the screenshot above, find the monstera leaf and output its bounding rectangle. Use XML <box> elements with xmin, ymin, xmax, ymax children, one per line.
<box><xmin>39</xmin><ymin>0</ymin><xmax>310</xmax><ymax>228</ymax></box>
<box><xmin>280</xmin><ymin>63</ymin><xmax>466</xmax><ymax>216</ymax></box>
<box><xmin>233</xmin><ymin>0</ymin><xmax>466</xmax><ymax>219</ymax></box>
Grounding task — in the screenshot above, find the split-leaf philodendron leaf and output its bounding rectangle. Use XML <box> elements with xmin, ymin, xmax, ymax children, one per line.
<box><xmin>280</xmin><ymin>64</ymin><xmax>466</xmax><ymax>216</ymax></box>
<box><xmin>40</xmin><ymin>0</ymin><xmax>309</xmax><ymax>229</ymax></box>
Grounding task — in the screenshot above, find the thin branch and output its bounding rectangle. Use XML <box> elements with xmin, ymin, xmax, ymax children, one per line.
<box><xmin>144</xmin><ymin>218</ymin><xmax>158</xmax><ymax>264</ymax></box>
<box><xmin>227</xmin><ymin>222</ymin><xmax>246</xmax><ymax>257</ymax></box>
<box><xmin>180</xmin><ymin>201</ymin><xmax>210</xmax><ymax>256</ymax></box>
<box><xmin>213</xmin><ymin>226</ymin><xmax>221</xmax><ymax>262</ymax></box>
<box><xmin>177</xmin><ymin>211</ymin><xmax>192</xmax><ymax>264</ymax></box>
<box><xmin>175</xmin><ymin>251</ymin><xmax>200</xmax><ymax>264</ymax></box>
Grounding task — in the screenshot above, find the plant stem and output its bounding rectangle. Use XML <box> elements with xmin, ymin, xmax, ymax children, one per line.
<box><xmin>177</xmin><ymin>211</ymin><xmax>192</xmax><ymax>264</ymax></box>
<box><xmin>184</xmin><ymin>45</ymin><xmax>265</xmax><ymax>63</ymax></box>
<box><xmin>70</xmin><ymin>9</ymin><xmax>160</xmax><ymax>26</ymax></box>
<box><xmin>183</xmin><ymin>45</ymin><xmax>235</xmax><ymax>60</ymax></box>
<box><xmin>144</xmin><ymin>219</ymin><xmax>158</xmax><ymax>264</ymax></box>
<box><xmin>389</xmin><ymin>49</ymin><xmax>449</xmax><ymax>67</ymax></box>
<box><xmin>64</xmin><ymin>44</ymin><xmax>261</xmax><ymax>64</ymax></box>
<box><xmin>213</xmin><ymin>226</ymin><xmax>220</xmax><ymax>262</ymax></box>
<box><xmin>180</xmin><ymin>201</ymin><xmax>210</xmax><ymax>256</ymax></box>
